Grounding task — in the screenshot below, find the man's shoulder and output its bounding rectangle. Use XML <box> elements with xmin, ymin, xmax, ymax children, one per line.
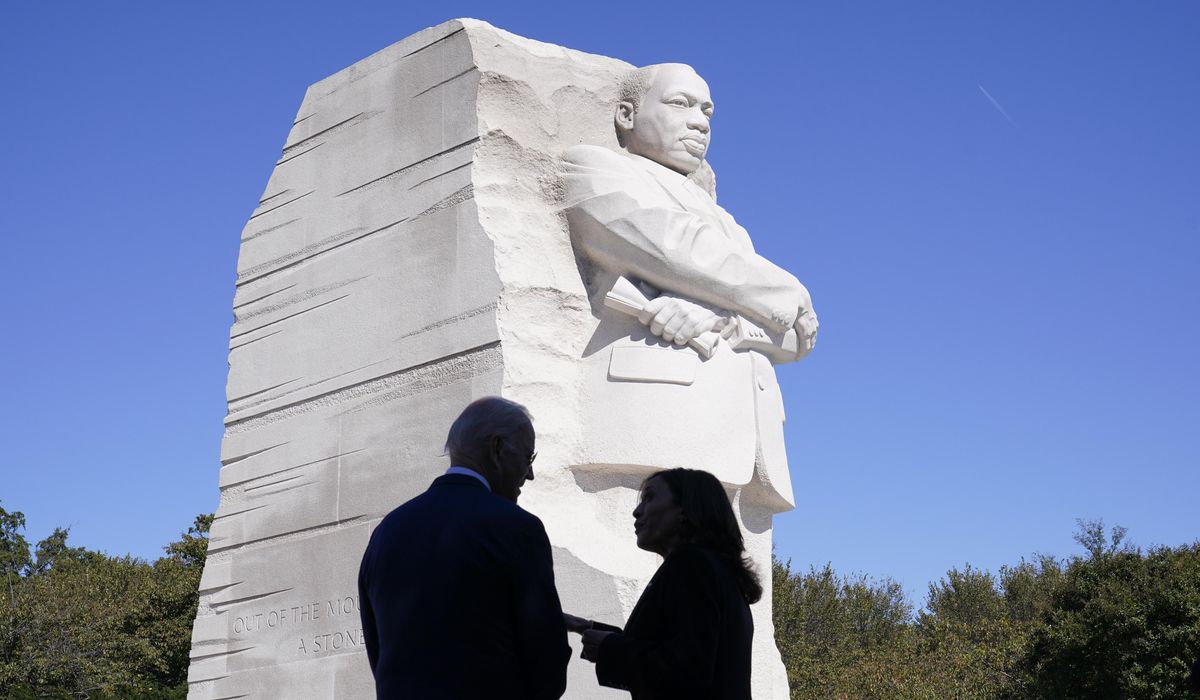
<box><xmin>425</xmin><ymin>477</ymin><xmax>545</xmax><ymax>527</ymax></box>
<box><xmin>562</xmin><ymin>144</ymin><xmax>636</xmax><ymax>171</ymax></box>
<box><xmin>375</xmin><ymin>476</ymin><xmax>481</xmax><ymax>520</ymax></box>
<box><xmin>373</xmin><ymin>481</ymin><xmax>543</xmax><ymax>538</ymax></box>
<box><xmin>483</xmin><ymin>497</ymin><xmax>547</xmax><ymax>532</ymax></box>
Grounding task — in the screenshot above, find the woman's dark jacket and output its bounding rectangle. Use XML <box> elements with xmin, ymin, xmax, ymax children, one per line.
<box><xmin>593</xmin><ymin>544</ymin><xmax>753</xmax><ymax>700</ymax></box>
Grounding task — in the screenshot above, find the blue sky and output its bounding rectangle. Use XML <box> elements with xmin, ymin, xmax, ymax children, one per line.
<box><xmin>2</xmin><ymin>1</ymin><xmax>1196</xmax><ymax>603</ymax></box>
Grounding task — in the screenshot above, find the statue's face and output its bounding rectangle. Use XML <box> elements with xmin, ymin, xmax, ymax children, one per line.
<box><xmin>622</xmin><ymin>65</ymin><xmax>713</xmax><ymax>175</ymax></box>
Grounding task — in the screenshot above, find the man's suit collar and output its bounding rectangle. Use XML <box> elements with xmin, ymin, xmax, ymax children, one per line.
<box><xmin>444</xmin><ymin>465</ymin><xmax>491</xmax><ymax>491</ymax></box>
<box><xmin>432</xmin><ymin>472</ymin><xmax>492</xmax><ymax>491</ymax></box>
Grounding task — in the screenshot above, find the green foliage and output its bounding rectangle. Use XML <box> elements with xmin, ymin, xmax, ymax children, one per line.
<box><xmin>1017</xmin><ymin>528</ymin><xmax>1200</xmax><ymax>699</ymax></box>
<box><xmin>31</xmin><ymin>527</ymin><xmax>94</xmax><ymax>576</ymax></box>
<box><xmin>775</xmin><ymin>522</ymin><xmax>1200</xmax><ymax>700</ymax></box>
<box><xmin>923</xmin><ymin>563</ymin><xmax>1004</xmax><ymax>629</ymax></box>
<box><xmin>163</xmin><ymin>515</ymin><xmax>213</xmax><ymax>569</ymax></box>
<box><xmin>1072</xmin><ymin>517</ymin><xmax>1130</xmax><ymax>559</ymax></box>
<box><xmin>5</xmin><ymin>504</ymin><xmax>1198</xmax><ymax>699</ymax></box>
<box><xmin>913</xmin><ymin>564</ymin><xmax>1022</xmax><ymax>697</ymax></box>
<box><xmin>1000</xmin><ymin>555</ymin><xmax>1063</xmax><ymax>626</ymax></box>
<box><xmin>0</xmin><ymin>508</ymin><xmax>209</xmax><ymax>699</ymax></box>
<box><xmin>1</xmin><ymin>503</ymin><xmax>32</xmax><ymax>583</ymax></box>
<box><xmin>773</xmin><ymin>559</ymin><xmax>936</xmax><ymax>699</ymax></box>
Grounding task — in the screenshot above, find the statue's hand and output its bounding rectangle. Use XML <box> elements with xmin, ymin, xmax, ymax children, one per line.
<box><xmin>638</xmin><ymin>295</ymin><xmax>730</xmax><ymax>346</ymax></box>
<box><xmin>794</xmin><ymin>308</ymin><xmax>819</xmax><ymax>357</ymax></box>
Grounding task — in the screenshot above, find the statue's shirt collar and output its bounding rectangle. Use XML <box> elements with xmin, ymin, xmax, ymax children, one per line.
<box><xmin>627</xmin><ymin>152</ymin><xmax>714</xmax><ymax>212</ymax></box>
<box><xmin>628</xmin><ymin>152</ymin><xmax>689</xmax><ymax>185</ymax></box>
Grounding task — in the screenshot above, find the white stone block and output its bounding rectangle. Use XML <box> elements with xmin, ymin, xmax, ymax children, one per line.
<box><xmin>192</xmin><ymin>19</ymin><xmax>811</xmax><ymax>699</ymax></box>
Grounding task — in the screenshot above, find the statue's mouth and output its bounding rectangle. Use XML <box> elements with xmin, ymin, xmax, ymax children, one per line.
<box><xmin>680</xmin><ymin>137</ymin><xmax>708</xmax><ymax>156</ymax></box>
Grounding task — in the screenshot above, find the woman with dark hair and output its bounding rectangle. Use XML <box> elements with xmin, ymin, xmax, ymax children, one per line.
<box><xmin>564</xmin><ymin>468</ymin><xmax>760</xmax><ymax>699</ymax></box>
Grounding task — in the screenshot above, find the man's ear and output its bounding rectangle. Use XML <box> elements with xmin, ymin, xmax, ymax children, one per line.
<box><xmin>615</xmin><ymin>101</ymin><xmax>636</xmax><ymax>132</ymax></box>
<box><xmin>489</xmin><ymin>436</ymin><xmax>504</xmax><ymax>466</ymax></box>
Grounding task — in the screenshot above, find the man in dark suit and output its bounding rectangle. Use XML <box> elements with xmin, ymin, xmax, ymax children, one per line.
<box><xmin>357</xmin><ymin>396</ymin><xmax>570</xmax><ymax>699</ymax></box>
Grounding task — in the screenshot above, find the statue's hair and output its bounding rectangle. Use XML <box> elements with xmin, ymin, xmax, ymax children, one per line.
<box><xmin>616</xmin><ymin>65</ymin><xmax>664</xmax><ymax>110</ymax></box>
<box><xmin>444</xmin><ymin>397</ymin><xmax>532</xmax><ymax>463</ymax></box>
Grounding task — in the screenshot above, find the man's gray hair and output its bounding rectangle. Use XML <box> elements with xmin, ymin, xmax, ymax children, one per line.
<box><xmin>444</xmin><ymin>396</ymin><xmax>532</xmax><ymax>462</ymax></box>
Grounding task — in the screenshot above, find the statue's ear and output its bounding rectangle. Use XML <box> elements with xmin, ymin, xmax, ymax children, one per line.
<box><xmin>615</xmin><ymin>101</ymin><xmax>636</xmax><ymax>132</ymax></box>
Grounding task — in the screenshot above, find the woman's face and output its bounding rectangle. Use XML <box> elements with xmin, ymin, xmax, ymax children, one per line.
<box><xmin>633</xmin><ymin>477</ymin><xmax>684</xmax><ymax>556</ymax></box>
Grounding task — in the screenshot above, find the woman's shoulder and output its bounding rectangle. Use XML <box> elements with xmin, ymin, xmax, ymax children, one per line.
<box><xmin>664</xmin><ymin>544</ymin><xmax>730</xmax><ymax>578</ymax></box>
<box><xmin>664</xmin><ymin>544</ymin><xmax>757</xmax><ymax>602</ymax></box>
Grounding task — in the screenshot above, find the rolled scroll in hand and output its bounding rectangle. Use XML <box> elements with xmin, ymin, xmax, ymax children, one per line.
<box><xmin>603</xmin><ymin>276</ymin><xmax>720</xmax><ymax>359</ymax></box>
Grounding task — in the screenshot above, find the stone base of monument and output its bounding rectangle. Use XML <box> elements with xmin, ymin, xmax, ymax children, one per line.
<box><xmin>189</xmin><ymin>19</ymin><xmax>791</xmax><ymax>699</ymax></box>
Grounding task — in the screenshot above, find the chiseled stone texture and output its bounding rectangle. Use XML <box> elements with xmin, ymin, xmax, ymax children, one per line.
<box><xmin>190</xmin><ymin>19</ymin><xmax>790</xmax><ymax>699</ymax></box>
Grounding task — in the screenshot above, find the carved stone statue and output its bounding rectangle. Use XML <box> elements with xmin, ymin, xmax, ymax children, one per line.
<box><xmin>561</xmin><ymin>61</ymin><xmax>819</xmax><ymax>698</ymax></box>
<box><xmin>563</xmin><ymin>62</ymin><xmax>817</xmax><ymax>511</ymax></box>
<box><xmin>189</xmin><ymin>22</ymin><xmax>813</xmax><ymax>700</ymax></box>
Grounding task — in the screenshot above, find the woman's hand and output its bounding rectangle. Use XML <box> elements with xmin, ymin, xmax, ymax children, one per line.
<box><xmin>562</xmin><ymin>612</ymin><xmax>593</xmax><ymax>634</ymax></box>
<box><xmin>580</xmin><ymin>629</ymin><xmax>614</xmax><ymax>662</ymax></box>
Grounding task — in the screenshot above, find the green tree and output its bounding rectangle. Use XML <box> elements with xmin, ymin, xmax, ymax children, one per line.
<box><xmin>916</xmin><ymin>564</ymin><xmax>1026</xmax><ymax>698</ymax></box>
<box><xmin>1073</xmin><ymin>518</ymin><xmax>1131</xmax><ymax>559</ymax></box>
<box><xmin>1018</xmin><ymin>523</ymin><xmax>1200</xmax><ymax>699</ymax></box>
<box><xmin>768</xmin><ymin>522</ymin><xmax>1200</xmax><ymax>700</ymax></box>
<box><xmin>0</xmin><ymin>503</ymin><xmax>33</xmax><ymax>689</ymax></box>
<box><xmin>146</xmin><ymin>513</ymin><xmax>212</xmax><ymax>689</ymax></box>
<box><xmin>923</xmin><ymin>564</ymin><xmax>1004</xmax><ymax>630</ymax></box>
<box><xmin>30</xmin><ymin>527</ymin><xmax>94</xmax><ymax>575</ymax></box>
<box><xmin>775</xmin><ymin>557</ymin><xmax>1056</xmax><ymax>699</ymax></box>
<box><xmin>774</xmin><ymin>558</ymin><xmax>934</xmax><ymax>699</ymax></box>
<box><xmin>1000</xmin><ymin>555</ymin><xmax>1063</xmax><ymax>626</ymax></box>
<box><xmin>0</xmin><ymin>503</ymin><xmax>32</xmax><ymax>590</ymax></box>
<box><xmin>163</xmin><ymin>514</ymin><xmax>213</xmax><ymax>569</ymax></box>
<box><xmin>0</xmin><ymin>510</ymin><xmax>209</xmax><ymax>699</ymax></box>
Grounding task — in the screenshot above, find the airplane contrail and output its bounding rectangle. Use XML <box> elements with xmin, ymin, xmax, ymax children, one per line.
<box><xmin>978</xmin><ymin>84</ymin><xmax>1019</xmax><ymax>129</ymax></box>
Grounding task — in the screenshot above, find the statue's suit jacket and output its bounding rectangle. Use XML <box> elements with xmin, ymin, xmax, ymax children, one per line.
<box><xmin>357</xmin><ymin>473</ymin><xmax>570</xmax><ymax>700</ymax></box>
<box><xmin>562</xmin><ymin>145</ymin><xmax>806</xmax><ymax>509</ymax></box>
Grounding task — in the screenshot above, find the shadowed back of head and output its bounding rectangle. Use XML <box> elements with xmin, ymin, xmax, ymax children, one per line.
<box><xmin>445</xmin><ymin>396</ymin><xmax>532</xmax><ymax>466</ymax></box>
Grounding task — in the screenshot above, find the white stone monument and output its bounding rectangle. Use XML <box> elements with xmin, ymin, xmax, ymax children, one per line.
<box><xmin>189</xmin><ymin>19</ymin><xmax>816</xmax><ymax>699</ymax></box>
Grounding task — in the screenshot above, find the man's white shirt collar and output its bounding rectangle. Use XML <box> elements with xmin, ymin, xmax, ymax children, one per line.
<box><xmin>445</xmin><ymin>466</ymin><xmax>491</xmax><ymax>492</ymax></box>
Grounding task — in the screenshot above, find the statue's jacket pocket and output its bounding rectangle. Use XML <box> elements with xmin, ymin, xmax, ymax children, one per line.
<box><xmin>606</xmin><ymin>345</ymin><xmax>700</xmax><ymax>385</ymax></box>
